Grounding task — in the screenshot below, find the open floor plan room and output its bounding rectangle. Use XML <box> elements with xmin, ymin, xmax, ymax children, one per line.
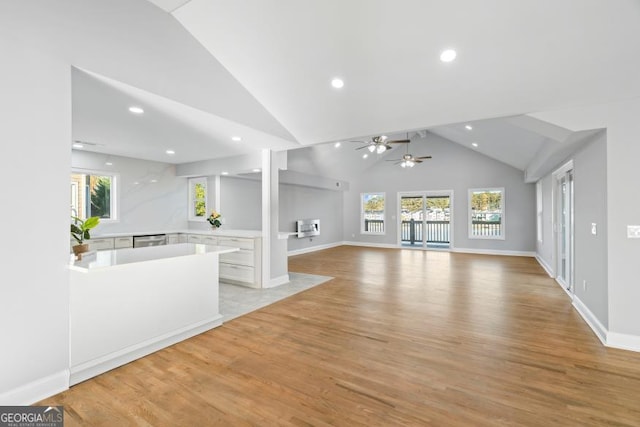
<box><xmin>40</xmin><ymin>246</ymin><xmax>640</xmax><ymax>426</ymax></box>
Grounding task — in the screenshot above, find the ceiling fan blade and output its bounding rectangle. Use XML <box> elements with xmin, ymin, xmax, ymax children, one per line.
<box><xmin>385</xmin><ymin>159</ymin><xmax>401</xmax><ymax>162</ymax></box>
<box><xmin>414</xmin><ymin>159</ymin><xmax>423</xmax><ymax>163</ymax></box>
<box><xmin>415</xmin><ymin>156</ymin><xmax>432</xmax><ymax>159</ymax></box>
<box><xmin>355</xmin><ymin>144</ymin><xmax>372</xmax><ymax>150</ymax></box>
<box><xmin>387</xmin><ymin>139</ymin><xmax>410</xmax><ymax>144</ymax></box>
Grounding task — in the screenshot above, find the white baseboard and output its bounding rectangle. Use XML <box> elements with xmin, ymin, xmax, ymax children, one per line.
<box><xmin>70</xmin><ymin>315</ymin><xmax>222</xmax><ymax>386</ymax></box>
<box><xmin>342</xmin><ymin>241</ymin><xmax>398</xmax><ymax>249</ymax></box>
<box><xmin>572</xmin><ymin>296</ymin><xmax>607</xmax><ymax>346</ymax></box>
<box><xmin>0</xmin><ymin>369</ymin><xmax>69</xmax><ymax>406</ymax></box>
<box><xmin>288</xmin><ymin>241</ymin><xmax>343</xmax><ymax>256</ymax></box>
<box><xmin>451</xmin><ymin>247</ymin><xmax>536</xmax><ymax>257</ymax></box>
<box><xmin>265</xmin><ymin>274</ymin><xmax>290</xmax><ymax>288</ymax></box>
<box><xmin>535</xmin><ymin>254</ymin><xmax>554</xmax><ymax>277</ymax></box>
<box><xmin>607</xmin><ymin>332</ymin><xmax>640</xmax><ymax>352</ymax></box>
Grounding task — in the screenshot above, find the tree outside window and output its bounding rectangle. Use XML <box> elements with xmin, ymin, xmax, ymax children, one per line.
<box><xmin>469</xmin><ymin>188</ymin><xmax>504</xmax><ymax>239</ymax></box>
<box><xmin>362</xmin><ymin>193</ymin><xmax>385</xmax><ymax>234</ymax></box>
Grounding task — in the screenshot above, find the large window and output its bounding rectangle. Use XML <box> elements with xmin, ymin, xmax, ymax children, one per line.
<box><xmin>189</xmin><ymin>177</ymin><xmax>208</xmax><ymax>221</ymax></box>
<box><xmin>361</xmin><ymin>192</ymin><xmax>385</xmax><ymax>234</ymax></box>
<box><xmin>70</xmin><ymin>171</ymin><xmax>117</xmax><ymax>220</ymax></box>
<box><xmin>468</xmin><ymin>188</ymin><xmax>504</xmax><ymax>239</ymax></box>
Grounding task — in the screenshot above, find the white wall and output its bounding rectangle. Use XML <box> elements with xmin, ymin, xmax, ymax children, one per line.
<box><xmin>0</xmin><ymin>42</ymin><xmax>71</xmax><ymax>403</ymax></box>
<box><xmin>72</xmin><ymin>151</ymin><xmax>188</xmax><ymax>234</ymax></box>
<box><xmin>220</xmin><ymin>176</ymin><xmax>261</xmax><ymax>230</ymax></box>
<box><xmin>533</xmin><ymin>97</ymin><xmax>640</xmax><ymax>348</ymax></box>
<box><xmin>573</xmin><ymin>132</ymin><xmax>608</xmax><ymax>327</ymax></box>
<box><xmin>343</xmin><ymin>133</ymin><xmax>536</xmax><ymax>253</ymax></box>
<box><xmin>279</xmin><ymin>184</ymin><xmax>344</xmax><ymax>253</ymax></box>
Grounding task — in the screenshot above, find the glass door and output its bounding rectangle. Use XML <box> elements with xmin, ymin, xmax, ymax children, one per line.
<box><xmin>399</xmin><ymin>192</ymin><xmax>452</xmax><ymax>249</ymax></box>
<box><xmin>555</xmin><ymin>165</ymin><xmax>574</xmax><ymax>294</ymax></box>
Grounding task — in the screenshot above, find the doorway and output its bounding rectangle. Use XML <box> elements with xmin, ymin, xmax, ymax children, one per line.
<box><xmin>398</xmin><ymin>191</ymin><xmax>453</xmax><ymax>249</ymax></box>
<box><xmin>553</xmin><ymin>161</ymin><xmax>574</xmax><ymax>294</ymax></box>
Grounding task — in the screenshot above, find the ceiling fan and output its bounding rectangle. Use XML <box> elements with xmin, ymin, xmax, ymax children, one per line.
<box><xmin>352</xmin><ymin>135</ymin><xmax>410</xmax><ymax>154</ymax></box>
<box><xmin>386</xmin><ymin>140</ymin><xmax>432</xmax><ymax>168</ymax></box>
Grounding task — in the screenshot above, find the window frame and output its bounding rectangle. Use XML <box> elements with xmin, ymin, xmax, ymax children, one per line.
<box><xmin>361</xmin><ymin>192</ymin><xmax>386</xmax><ymax>235</ymax></box>
<box><xmin>188</xmin><ymin>177</ymin><xmax>208</xmax><ymax>222</ymax></box>
<box><xmin>468</xmin><ymin>187</ymin><xmax>505</xmax><ymax>240</ymax></box>
<box><xmin>70</xmin><ymin>168</ymin><xmax>119</xmax><ymax>223</ymax></box>
<box><xmin>536</xmin><ymin>181</ymin><xmax>543</xmax><ymax>243</ymax></box>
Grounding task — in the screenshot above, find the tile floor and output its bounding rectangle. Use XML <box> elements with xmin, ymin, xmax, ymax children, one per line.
<box><xmin>219</xmin><ymin>272</ymin><xmax>333</xmax><ymax>322</ymax></box>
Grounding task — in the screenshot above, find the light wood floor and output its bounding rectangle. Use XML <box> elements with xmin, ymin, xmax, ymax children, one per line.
<box><xmin>41</xmin><ymin>246</ymin><xmax>640</xmax><ymax>426</ymax></box>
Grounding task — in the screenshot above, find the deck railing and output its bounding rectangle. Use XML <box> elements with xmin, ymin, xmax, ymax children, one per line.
<box><xmin>365</xmin><ymin>219</ymin><xmax>502</xmax><ymax>242</ymax></box>
<box><xmin>401</xmin><ymin>219</ymin><xmax>450</xmax><ymax>244</ymax></box>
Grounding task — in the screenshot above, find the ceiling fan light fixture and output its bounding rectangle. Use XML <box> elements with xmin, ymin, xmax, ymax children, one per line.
<box><xmin>367</xmin><ymin>145</ymin><xmax>376</xmax><ymax>153</ymax></box>
<box><xmin>376</xmin><ymin>145</ymin><xmax>387</xmax><ymax>154</ymax></box>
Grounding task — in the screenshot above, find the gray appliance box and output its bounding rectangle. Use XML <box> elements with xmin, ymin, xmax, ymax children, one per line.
<box><xmin>296</xmin><ymin>219</ymin><xmax>320</xmax><ymax>238</ymax></box>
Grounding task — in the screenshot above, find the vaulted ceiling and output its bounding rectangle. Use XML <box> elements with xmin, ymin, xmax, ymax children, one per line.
<box><xmin>71</xmin><ymin>0</ymin><xmax>640</xmax><ymax>173</ymax></box>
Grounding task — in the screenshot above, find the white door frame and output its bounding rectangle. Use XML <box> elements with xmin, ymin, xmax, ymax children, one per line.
<box><xmin>396</xmin><ymin>190</ymin><xmax>454</xmax><ymax>250</ymax></box>
<box><xmin>552</xmin><ymin>160</ymin><xmax>574</xmax><ymax>297</ymax></box>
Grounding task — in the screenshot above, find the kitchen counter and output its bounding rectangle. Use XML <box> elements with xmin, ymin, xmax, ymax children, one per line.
<box><xmin>69</xmin><ymin>243</ymin><xmax>237</xmax><ymax>385</ymax></box>
<box><xmin>92</xmin><ymin>228</ymin><xmax>263</xmax><ymax>239</ymax></box>
<box><xmin>70</xmin><ymin>243</ymin><xmax>238</xmax><ymax>271</ymax></box>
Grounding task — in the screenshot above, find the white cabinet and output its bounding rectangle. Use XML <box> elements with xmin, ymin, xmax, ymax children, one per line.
<box><xmin>166</xmin><ymin>233</ymin><xmax>184</xmax><ymax>245</ymax></box>
<box><xmin>88</xmin><ymin>238</ymin><xmax>114</xmax><ymax>251</ymax></box>
<box><xmin>114</xmin><ymin>236</ymin><xmax>133</xmax><ymax>249</ymax></box>
<box><xmin>184</xmin><ymin>234</ymin><xmax>262</xmax><ymax>288</ymax></box>
<box><xmin>217</xmin><ymin>236</ymin><xmax>261</xmax><ymax>288</ymax></box>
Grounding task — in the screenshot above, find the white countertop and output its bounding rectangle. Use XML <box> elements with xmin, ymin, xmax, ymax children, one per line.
<box><xmin>70</xmin><ymin>243</ymin><xmax>239</xmax><ymax>272</ymax></box>
<box><xmin>93</xmin><ymin>229</ymin><xmax>263</xmax><ymax>239</ymax></box>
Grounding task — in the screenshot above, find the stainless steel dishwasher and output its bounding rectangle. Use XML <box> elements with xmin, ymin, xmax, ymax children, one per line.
<box><xmin>133</xmin><ymin>234</ymin><xmax>167</xmax><ymax>248</ymax></box>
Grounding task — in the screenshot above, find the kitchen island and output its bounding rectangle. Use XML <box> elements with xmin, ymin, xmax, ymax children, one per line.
<box><xmin>69</xmin><ymin>243</ymin><xmax>238</xmax><ymax>385</ymax></box>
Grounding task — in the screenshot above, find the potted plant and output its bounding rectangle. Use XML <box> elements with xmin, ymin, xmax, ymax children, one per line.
<box><xmin>71</xmin><ymin>216</ymin><xmax>100</xmax><ymax>256</ymax></box>
<box><xmin>207</xmin><ymin>210</ymin><xmax>223</xmax><ymax>230</ymax></box>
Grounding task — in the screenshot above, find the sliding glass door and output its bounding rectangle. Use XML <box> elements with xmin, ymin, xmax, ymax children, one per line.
<box><xmin>399</xmin><ymin>191</ymin><xmax>452</xmax><ymax>249</ymax></box>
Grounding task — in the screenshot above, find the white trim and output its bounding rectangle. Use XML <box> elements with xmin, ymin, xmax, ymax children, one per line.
<box><xmin>572</xmin><ymin>296</ymin><xmax>607</xmax><ymax>346</ymax></box>
<box><xmin>607</xmin><ymin>332</ymin><xmax>640</xmax><ymax>353</ymax></box>
<box><xmin>0</xmin><ymin>370</ymin><xmax>69</xmax><ymax>405</ymax></box>
<box><xmin>261</xmin><ymin>149</ymin><xmax>271</xmax><ymax>287</ymax></box>
<box><xmin>451</xmin><ymin>247</ymin><xmax>535</xmax><ymax>257</ymax></box>
<box><xmin>265</xmin><ymin>274</ymin><xmax>290</xmax><ymax>288</ymax></box>
<box><xmin>343</xmin><ymin>241</ymin><xmax>398</xmax><ymax>249</ymax></box>
<box><xmin>535</xmin><ymin>254</ymin><xmax>554</xmax><ymax>277</ymax></box>
<box><xmin>361</xmin><ymin>192</ymin><xmax>386</xmax><ymax>235</ymax></box>
<box><xmin>70</xmin><ymin>315</ymin><xmax>222</xmax><ymax>386</ymax></box>
<box><xmin>468</xmin><ymin>187</ymin><xmax>505</xmax><ymax>240</ymax></box>
<box><xmin>288</xmin><ymin>241</ymin><xmax>343</xmax><ymax>256</ymax></box>
<box><xmin>396</xmin><ymin>190</ymin><xmax>454</xmax><ymax>249</ymax></box>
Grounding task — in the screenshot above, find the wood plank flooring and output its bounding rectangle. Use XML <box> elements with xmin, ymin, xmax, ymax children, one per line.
<box><xmin>40</xmin><ymin>246</ymin><xmax>640</xmax><ymax>426</ymax></box>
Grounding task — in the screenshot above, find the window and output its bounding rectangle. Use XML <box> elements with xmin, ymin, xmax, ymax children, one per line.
<box><xmin>361</xmin><ymin>192</ymin><xmax>385</xmax><ymax>234</ymax></box>
<box><xmin>469</xmin><ymin>188</ymin><xmax>504</xmax><ymax>239</ymax></box>
<box><xmin>188</xmin><ymin>177</ymin><xmax>207</xmax><ymax>221</ymax></box>
<box><xmin>536</xmin><ymin>181</ymin><xmax>543</xmax><ymax>242</ymax></box>
<box><xmin>70</xmin><ymin>171</ymin><xmax>117</xmax><ymax>220</ymax></box>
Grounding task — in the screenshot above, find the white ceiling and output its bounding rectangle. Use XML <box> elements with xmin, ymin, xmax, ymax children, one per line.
<box><xmin>74</xmin><ymin>0</ymin><xmax>640</xmax><ymax>171</ymax></box>
<box><xmin>171</xmin><ymin>0</ymin><xmax>640</xmax><ymax>145</ymax></box>
<box><xmin>72</xmin><ymin>68</ymin><xmax>299</xmax><ymax>164</ymax></box>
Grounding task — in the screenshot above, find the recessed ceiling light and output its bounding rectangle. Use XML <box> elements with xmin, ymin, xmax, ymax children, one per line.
<box><xmin>150</xmin><ymin>179</ymin><xmax>158</xmax><ymax>183</ymax></box>
<box><xmin>331</xmin><ymin>78</ymin><xmax>344</xmax><ymax>89</ymax></box>
<box><xmin>231</xmin><ymin>136</ymin><xmax>242</xmax><ymax>142</ymax></box>
<box><xmin>252</xmin><ymin>168</ymin><xmax>261</xmax><ymax>173</ymax></box>
<box><xmin>72</xmin><ymin>142</ymin><xmax>84</xmax><ymax>149</ymax></box>
<box><xmin>221</xmin><ymin>171</ymin><xmax>229</xmax><ymax>176</ymax></box>
<box><xmin>105</xmin><ymin>162</ymin><xmax>113</xmax><ymax>166</ymax></box>
<box><xmin>334</xmin><ymin>142</ymin><xmax>341</xmax><ymax>148</ymax></box>
<box><xmin>465</xmin><ymin>125</ymin><xmax>473</xmax><ymax>131</ymax></box>
<box><xmin>472</xmin><ymin>142</ymin><xmax>479</xmax><ymax>148</ymax></box>
<box><xmin>133</xmin><ymin>181</ymin><xmax>139</xmax><ymax>185</ymax></box>
<box><xmin>128</xmin><ymin>106</ymin><xmax>144</xmax><ymax>114</ymax></box>
<box><xmin>362</xmin><ymin>153</ymin><xmax>369</xmax><ymax>159</ymax></box>
<box><xmin>165</xmin><ymin>149</ymin><xmax>175</xmax><ymax>155</ymax></box>
<box><xmin>440</xmin><ymin>49</ymin><xmax>457</xmax><ymax>63</ymax></box>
